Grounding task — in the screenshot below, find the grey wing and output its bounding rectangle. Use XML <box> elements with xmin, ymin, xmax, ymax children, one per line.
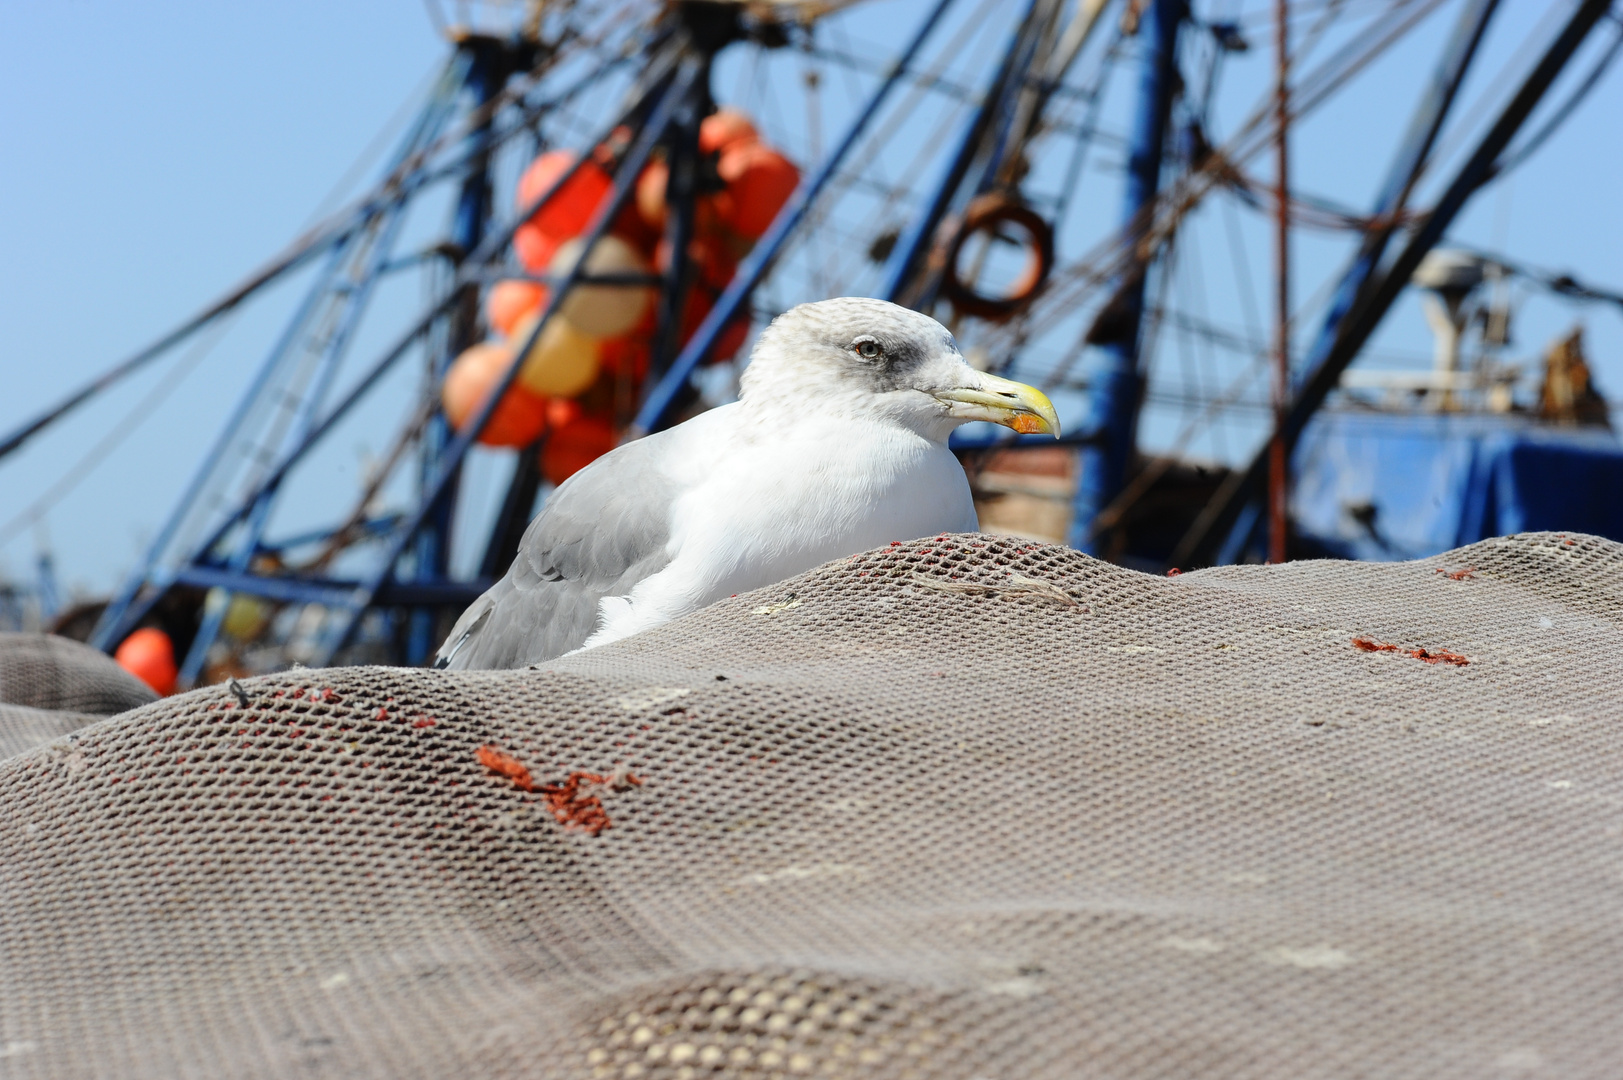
<box><xmin>435</xmin><ymin>432</ymin><xmax>679</xmax><ymax>669</ymax></box>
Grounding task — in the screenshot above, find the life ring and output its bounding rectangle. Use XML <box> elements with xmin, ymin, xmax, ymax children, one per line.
<box><xmin>939</xmin><ymin>194</ymin><xmax>1054</xmax><ymax>322</ymax></box>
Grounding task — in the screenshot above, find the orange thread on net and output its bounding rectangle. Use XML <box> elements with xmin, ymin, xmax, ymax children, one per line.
<box><xmin>540</xmin><ymin>768</ymin><xmax>643</xmax><ymax>836</ymax></box>
<box><xmin>1352</xmin><ymin>637</ymin><xmax>1468</xmax><ymax>666</ymax></box>
<box><xmin>1166</xmin><ymin>568</ymin><xmax>1182</xmax><ymax>577</ymax></box>
<box><xmin>476</xmin><ymin>745</ymin><xmax>535</xmax><ymax>792</ymax></box>
<box><xmin>1434</xmin><ymin>566</ymin><xmax>1476</xmax><ymax>581</ymax></box>
<box><xmin>1409</xmin><ymin>647</ymin><xmax>1469</xmax><ymax>666</ymax></box>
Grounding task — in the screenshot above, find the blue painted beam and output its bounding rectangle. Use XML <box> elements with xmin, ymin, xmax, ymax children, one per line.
<box><xmin>173</xmin><ymin>566</ymin><xmax>490</xmax><ymax>609</ymax></box>
<box><xmin>408</xmin><ymin>37</ymin><xmax>507</xmax><ymax>666</ymax></box>
<box><xmin>878</xmin><ymin>0</ymin><xmax>1045</xmax><ymax>306</ymax></box>
<box><xmin>1069</xmin><ymin>0</ymin><xmax>1186</xmax><ymax>555</ymax></box>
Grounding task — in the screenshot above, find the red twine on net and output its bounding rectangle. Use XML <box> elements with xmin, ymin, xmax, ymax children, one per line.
<box><xmin>475</xmin><ymin>748</ymin><xmax>643</xmax><ymax>835</ymax></box>
<box><xmin>540</xmin><ymin>769</ymin><xmax>643</xmax><ymax>836</ymax></box>
<box><xmin>1352</xmin><ymin>637</ymin><xmax>1468</xmax><ymax>666</ymax></box>
<box><xmin>476</xmin><ymin>745</ymin><xmax>535</xmax><ymax>792</ymax></box>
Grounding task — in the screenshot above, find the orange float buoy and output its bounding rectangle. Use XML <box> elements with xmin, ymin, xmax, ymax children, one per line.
<box><xmin>635</xmin><ymin>160</ymin><xmax>669</xmax><ymax>232</ymax></box>
<box><xmin>516</xmin><ymin>150</ymin><xmax>613</xmax><ymax>242</ymax></box>
<box><xmin>713</xmin><ymin>314</ymin><xmax>751</xmax><ymax>363</ymax></box>
<box><xmin>441</xmin><ymin>342</ymin><xmax>549</xmax><ymax>447</ymax></box>
<box><xmin>717</xmin><ymin>143</ymin><xmax>799</xmax><ymax>240</ymax></box>
<box><xmin>547</xmin><ymin>236</ymin><xmax>656</xmax><ymax>338</ymax></box>
<box><xmin>598</xmin><ymin>334</ymin><xmax>650</xmax><ymax>382</ymax></box>
<box><xmin>116</xmin><ymin>627</ymin><xmax>177</xmax><ymax>696</ymax></box>
<box><xmin>512</xmin><ymin>314</ymin><xmax>601</xmax><ymax>398</ymax></box>
<box><xmin>486</xmin><ymin>279</ymin><xmax>546</xmax><ymax>338</ymax></box>
<box><xmin>541</xmin><ymin>412</ymin><xmax>617</xmax><ymax>486</ymax></box>
<box><xmin>545</xmin><ymin>397</ymin><xmax>581</xmax><ymax>430</ymax></box>
<box><xmin>512</xmin><ymin>223</ymin><xmax>559</xmax><ymax>273</ymax></box>
<box><xmin>700</xmin><ymin>109</ymin><xmax>759</xmax><ymax>155</ymax></box>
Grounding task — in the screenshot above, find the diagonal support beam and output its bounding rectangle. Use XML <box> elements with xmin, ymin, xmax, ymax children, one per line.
<box><xmin>1070</xmin><ymin>0</ymin><xmax>1187</xmax><ymax>556</ymax></box>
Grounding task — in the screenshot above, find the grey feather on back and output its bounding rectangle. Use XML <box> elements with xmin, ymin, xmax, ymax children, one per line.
<box><xmin>437</xmin><ymin>432</ymin><xmax>677</xmax><ymax>669</ymax></box>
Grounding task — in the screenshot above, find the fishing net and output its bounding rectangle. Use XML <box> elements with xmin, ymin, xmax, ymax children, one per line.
<box><xmin>0</xmin><ymin>632</ymin><xmax>156</xmax><ymax>759</ymax></box>
<box><xmin>2</xmin><ymin>530</ymin><xmax>1619</xmax><ymax>1079</ymax></box>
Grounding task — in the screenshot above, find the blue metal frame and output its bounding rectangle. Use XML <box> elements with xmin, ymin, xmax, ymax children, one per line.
<box><xmin>88</xmin><ymin>40</ymin><xmax>679</xmax><ymax>666</ymax></box>
<box><xmin>1069</xmin><ymin>0</ymin><xmax>1187</xmax><ymax>556</ymax></box>
<box><xmin>878</xmin><ymin>0</ymin><xmax>1047</xmax><ymax>306</ymax></box>
<box><xmin>91</xmin><ymin>61</ymin><xmax>468</xmax><ymax>654</ymax></box>
<box><xmin>176</xmin><ymin>198</ymin><xmax>419</xmax><ymax>686</ymax></box>
<box><xmin>305</xmin><ymin>58</ymin><xmax>701</xmax><ymax>665</ymax></box>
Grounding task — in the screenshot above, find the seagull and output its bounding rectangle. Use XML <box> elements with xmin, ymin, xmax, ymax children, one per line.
<box><xmin>435</xmin><ymin>297</ymin><xmax>1059</xmax><ymax>669</ymax></box>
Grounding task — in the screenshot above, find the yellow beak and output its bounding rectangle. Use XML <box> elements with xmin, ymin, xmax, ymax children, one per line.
<box><xmin>932</xmin><ymin>372</ymin><xmax>1061</xmax><ymax>437</ymax></box>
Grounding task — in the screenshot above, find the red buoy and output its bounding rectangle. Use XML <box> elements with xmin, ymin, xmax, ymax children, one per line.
<box><xmin>699</xmin><ymin>109</ymin><xmax>759</xmax><ymax>155</ymax></box>
<box><xmin>717</xmin><ymin>144</ymin><xmax>799</xmax><ymax>240</ymax></box>
<box><xmin>441</xmin><ymin>343</ymin><xmax>549</xmax><ymax>447</ymax></box>
<box><xmin>541</xmin><ymin>412</ymin><xmax>617</xmax><ymax>486</ymax></box>
<box><xmin>516</xmin><ymin>151</ymin><xmax>613</xmax><ymax>242</ymax></box>
<box><xmin>116</xmin><ymin>627</ymin><xmax>177</xmax><ymax>696</ymax></box>
<box><xmin>486</xmin><ymin>280</ymin><xmax>546</xmax><ymax>338</ymax></box>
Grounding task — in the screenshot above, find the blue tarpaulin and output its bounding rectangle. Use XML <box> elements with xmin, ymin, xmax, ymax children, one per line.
<box><xmin>1291</xmin><ymin>413</ymin><xmax>1623</xmax><ymax>561</ymax></box>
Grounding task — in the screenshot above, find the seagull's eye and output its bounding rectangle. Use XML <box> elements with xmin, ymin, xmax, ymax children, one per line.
<box><xmin>853</xmin><ymin>336</ymin><xmax>884</xmax><ymax>360</ymax></box>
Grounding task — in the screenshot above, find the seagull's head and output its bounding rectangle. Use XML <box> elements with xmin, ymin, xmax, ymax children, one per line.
<box><xmin>739</xmin><ymin>297</ymin><xmax>1060</xmax><ymax>442</ymax></box>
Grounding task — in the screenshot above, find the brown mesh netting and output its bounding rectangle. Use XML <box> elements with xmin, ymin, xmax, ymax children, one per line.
<box><xmin>2</xmin><ymin>532</ymin><xmax>1619</xmax><ymax>1078</ymax></box>
<box><xmin>0</xmin><ymin>632</ymin><xmax>157</xmax><ymax>759</ymax></box>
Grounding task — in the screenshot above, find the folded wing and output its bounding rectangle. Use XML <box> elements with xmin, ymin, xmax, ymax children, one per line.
<box><xmin>435</xmin><ymin>433</ymin><xmax>677</xmax><ymax>669</ymax></box>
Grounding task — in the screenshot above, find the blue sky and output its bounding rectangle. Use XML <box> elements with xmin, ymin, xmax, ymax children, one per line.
<box><xmin>2</xmin><ymin>0</ymin><xmax>1619</xmax><ymax>598</ymax></box>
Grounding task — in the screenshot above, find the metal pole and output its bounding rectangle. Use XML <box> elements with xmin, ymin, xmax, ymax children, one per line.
<box><xmin>1069</xmin><ymin>0</ymin><xmax>1185</xmax><ymax>556</ymax></box>
<box><xmin>650</xmin><ymin>64</ymin><xmax>706</xmax><ymax>383</ymax></box>
<box><xmin>1268</xmin><ymin>0</ymin><xmax>1289</xmax><ymax>564</ymax></box>
<box><xmin>1171</xmin><ymin>0</ymin><xmax>1600</xmax><ymax>568</ymax></box>
<box><xmin>408</xmin><ymin>37</ymin><xmax>506</xmax><ymax>665</ymax></box>
<box><xmin>631</xmin><ymin>0</ymin><xmax>960</xmax><ymax>436</ymax></box>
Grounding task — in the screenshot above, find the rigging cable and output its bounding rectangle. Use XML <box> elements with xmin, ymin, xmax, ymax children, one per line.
<box><xmin>0</xmin><ymin>317</ymin><xmax>236</xmax><ymax>549</ymax></box>
<box><xmin>1487</xmin><ymin>8</ymin><xmax>1623</xmax><ymax>180</ymax></box>
<box><xmin>0</xmin><ymin>11</ymin><xmax>634</xmax><ymax>466</ymax></box>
